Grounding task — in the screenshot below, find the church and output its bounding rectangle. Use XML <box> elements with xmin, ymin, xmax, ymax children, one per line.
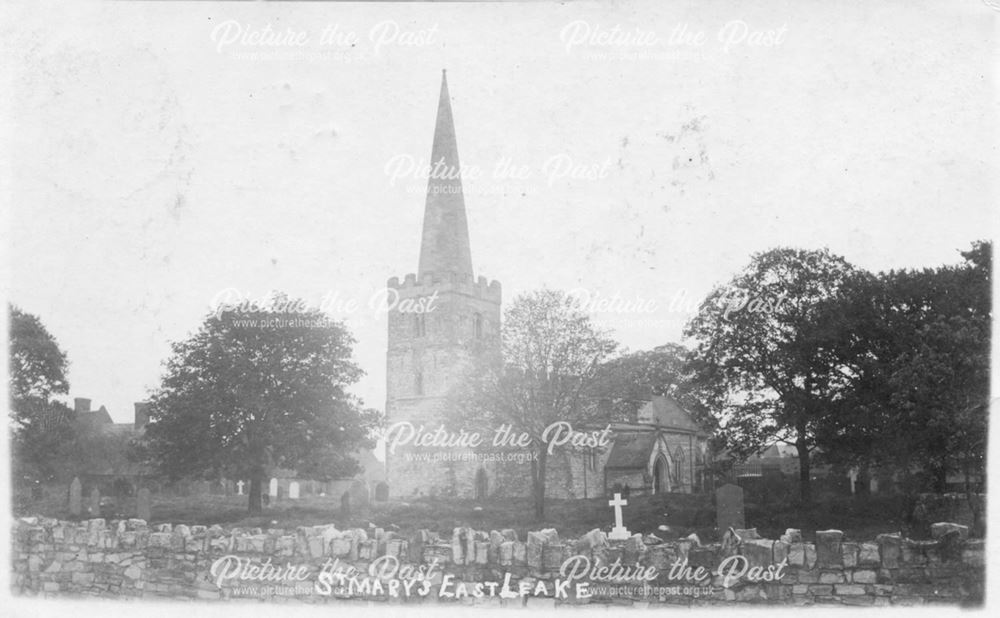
<box><xmin>383</xmin><ymin>72</ymin><xmax>709</xmax><ymax>501</ymax></box>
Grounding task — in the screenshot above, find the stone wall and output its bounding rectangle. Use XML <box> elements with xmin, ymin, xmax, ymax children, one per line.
<box><xmin>11</xmin><ymin>517</ymin><xmax>984</xmax><ymax>606</ymax></box>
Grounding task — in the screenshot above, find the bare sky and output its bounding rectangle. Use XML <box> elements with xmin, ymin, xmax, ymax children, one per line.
<box><xmin>2</xmin><ymin>0</ymin><xmax>995</xmax><ymax>423</ymax></box>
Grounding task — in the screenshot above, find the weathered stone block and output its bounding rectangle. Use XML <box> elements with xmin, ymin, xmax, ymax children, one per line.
<box><xmin>851</xmin><ymin>569</ymin><xmax>877</xmax><ymax>584</ymax></box>
<box><xmin>834</xmin><ymin>584</ymin><xmax>866</xmax><ymax>596</ymax></box>
<box><xmin>475</xmin><ymin>541</ymin><xmax>489</xmax><ymax>565</ymax></box>
<box><xmin>742</xmin><ymin>539</ymin><xmax>774</xmax><ymax>568</ymax></box>
<box><xmin>818</xmin><ymin>571</ymin><xmax>845</xmax><ymax>584</ymax></box>
<box><xmin>815</xmin><ymin>530</ymin><xmax>843</xmax><ymax>568</ymax></box>
<box><xmin>841</xmin><ymin>542</ymin><xmax>858</xmax><ymax>567</ymax></box>
<box><xmin>788</xmin><ymin>543</ymin><xmax>805</xmax><ymax>567</ymax></box>
<box><xmin>513</xmin><ymin>541</ymin><xmax>527</xmax><ymax>564</ymax></box>
<box><xmin>773</xmin><ymin>541</ymin><xmax>789</xmax><ymax>565</ymax></box>
<box><xmin>929</xmin><ymin>522</ymin><xmax>969</xmax><ymax>540</ymax></box>
<box><xmin>858</xmin><ymin>542</ymin><xmax>879</xmax><ymax>565</ymax></box>
<box><xmin>876</xmin><ymin>534</ymin><xmax>901</xmax><ymax>569</ymax></box>
<box><xmin>499</xmin><ymin>541</ymin><xmax>514</xmax><ymax>566</ymax></box>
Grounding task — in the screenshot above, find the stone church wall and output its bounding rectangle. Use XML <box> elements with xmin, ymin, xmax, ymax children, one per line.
<box><xmin>12</xmin><ymin>517</ymin><xmax>984</xmax><ymax>606</ymax></box>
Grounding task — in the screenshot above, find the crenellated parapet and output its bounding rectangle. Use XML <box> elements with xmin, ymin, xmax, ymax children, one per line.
<box><xmin>386</xmin><ymin>271</ymin><xmax>502</xmax><ymax>303</ymax></box>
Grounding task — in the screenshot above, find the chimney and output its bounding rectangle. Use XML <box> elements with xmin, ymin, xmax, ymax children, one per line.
<box><xmin>134</xmin><ymin>402</ymin><xmax>151</xmax><ymax>431</ymax></box>
<box><xmin>74</xmin><ymin>398</ymin><xmax>91</xmax><ymax>415</ymax></box>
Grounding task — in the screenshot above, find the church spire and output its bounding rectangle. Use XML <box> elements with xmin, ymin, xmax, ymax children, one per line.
<box><xmin>418</xmin><ymin>69</ymin><xmax>474</xmax><ymax>279</ymax></box>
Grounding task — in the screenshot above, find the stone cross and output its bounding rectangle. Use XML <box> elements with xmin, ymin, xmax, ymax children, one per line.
<box><xmin>69</xmin><ymin>477</ymin><xmax>82</xmax><ymax>516</ymax></box>
<box><xmin>289</xmin><ymin>481</ymin><xmax>300</xmax><ymax>500</ymax></box>
<box><xmin>137</xmin><ymin>488</ymin><xmax>151</xmax><ymax>521</ymax></box>
<box><xmin>236</xmin><ymin>480</ymin><xmax>245</xmax><ymax>495</ymax></box>
<box><xmin>269</xmin><ymin>478</ymin><xmax>278</xmax><ymax>498</ymax></box>
<box><xmin>88</xmin><ymin>487</ymin><xmax>100</xmax><ymax>516</ymax></box>
<box><xmin>608</xmin><ymin>492</ymin><xmax>630</xmax><ymax>540</ymax></box>
<box><xmin>716</xmin><ymin>483</ymin><xmax>745</xmax><ymax>532</ymax></box>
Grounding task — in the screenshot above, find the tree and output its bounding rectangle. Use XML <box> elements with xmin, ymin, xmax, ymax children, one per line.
<box><xmin>684</xmin><ymin>248</ymin><xmax>857</xmax><ymax>503</ymax></box>
<box><xmin>143</xmin><ymin>295</ymin><xmax>380</xmax><ymax>513</ymax></box>
<box><xmin>450</xmin><ymin>289</ymin><xmax>618</xmax><ymax>519</ymax></box>
<box><xmin>588</xmin><ymin>343</ymin><xmax>689</xmax><ymax>421</ymax></box>
<box><xmin>8</xmin><ymin>305</ymin><xmax>74</xmax><ymax>482</ymax></box>
<box><xmin>812</xmin><ymin>241</ymin><xmax>990</xmax><ymax>499</ymax></box>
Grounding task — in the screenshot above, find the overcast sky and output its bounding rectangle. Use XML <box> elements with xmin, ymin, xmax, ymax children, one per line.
<box><xmin>2</xmin><ymin>1</ymin><xmax>995</xmax><ymax>424</ymax></box>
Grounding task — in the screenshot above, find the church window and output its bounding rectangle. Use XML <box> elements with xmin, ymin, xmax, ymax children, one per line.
<box><xmin>413</xmin><ymin>314</ymin><xmax>426</xmax><ymax>338</ymax></box>
<box><xmin>474</xmin><ymin>313</ymin><xmax>483</xmax><ymax>339</ymax></box>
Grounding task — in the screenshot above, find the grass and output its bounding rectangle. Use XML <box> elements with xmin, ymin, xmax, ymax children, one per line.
<box><xmin>16</xmin><ymin>488</ymin><xmax>915</xmax><ymax>542</ymax></box>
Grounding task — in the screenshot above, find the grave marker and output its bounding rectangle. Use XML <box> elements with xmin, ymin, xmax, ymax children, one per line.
<box><xmin>69</xmin><ymin>477</ymin><xmax>82</xmax><ymax>516</ymax></box>
<box><xmin>289</xmin><ymin>481</ymin><xmax>300</xmax><ymax>500</ymax></box>
<box><xmin>88</xmin><ymin>487</ymin><xmax>100</xmax><ymax>516</ymax></box>
<box><xmin>608</xmin><ymin>492</ymin><xmax>630</xmax><ymax>540</ymax></box>
<box><xmin>716</xmin><ymin>483</ymin><xmax>745</xmax><ymax>532</ymax></box>
<box><xmin>269</xmin><ymin>478</ymin><xmax>278</xmax><ymax>498</ymax></box>
<box><xmin>236</xmin><ymin>480</ymin><xmax>245</xmax><ymax>495</ymax></box>
<box><xmin>137</xmin><ymin>488</ymin><xmax>151</xmax><ymax>521</ymax></box>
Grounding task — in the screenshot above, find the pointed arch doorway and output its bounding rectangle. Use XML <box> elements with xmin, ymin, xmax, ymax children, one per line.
<box><xmin>653</xmin><ymin>455</ymin><xmax>670</xmax><ymax>494</ymax></box>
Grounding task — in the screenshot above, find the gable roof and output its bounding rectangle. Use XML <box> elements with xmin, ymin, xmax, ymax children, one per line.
<box><xmin>636</xmin><ymin>394</ymin><xmax>704</xmax><ymax>434</ymax></box>
<box><xmin>605</xmin><ymin>431</ymin><xmax>658</xmax><ymax>469</ymax></box>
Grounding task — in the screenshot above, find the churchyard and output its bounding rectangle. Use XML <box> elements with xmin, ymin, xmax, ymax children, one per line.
<box><xmin>17</xmin><ymin>479</ymin><xmax>948</xmax><ymax>544</ymax></box>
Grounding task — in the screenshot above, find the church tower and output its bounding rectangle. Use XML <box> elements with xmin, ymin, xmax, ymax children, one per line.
<box><xmin>385</xmin><ymin>71</ymin><xmax>502</xmax><ymax>498</ymax></box>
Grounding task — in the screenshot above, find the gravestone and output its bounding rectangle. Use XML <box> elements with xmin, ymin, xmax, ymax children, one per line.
<box><xmin>137</xmin><ymin>488</ymin><xmax>151</xmax><ymax>521</ymax></box>
<box><xmin>716</xmin><ymin>483</ymin><xmax>745</xmax><ymax>532</ymax></box>
<box><xmin>69</xmin><ymin>477</ymin><xmax>82</xmax><ymax>516</ymax></box>
<box><xmin>348</xmin><ymin>479</ymin><xmax>369</xmax><ymax>507</ymax></box>
<box><xmin>289</xmin><ymin>481</ymin><xmax>300</xmax><ymax>500</ymax></box>
<box><xmin>341</xmin><ymin>491</ymin><xmax>352</xmax><ymax>519</ymax></box>
<box><xmin>269</xmin><ymin>478</ymin><xmax>278</xmax><ymax>498</ymax></box>
<box><xmin>608</xmin><ymin>492</ymin><xmax>631</xmax><ymax>540</ymax></box>
<box><xmin>236</xmin><ymin>480</ymin><xmax>245</xmax><ymax>495</ymax></box>
<box><xmin>374</xmin><ymin>482</ymin><xmax>389</xmax><ymax>502</ymax></box>
<box><xmin>88</xmin><ymin>487</ymin><xmax>100</xmax><ymax>516</ymax></box>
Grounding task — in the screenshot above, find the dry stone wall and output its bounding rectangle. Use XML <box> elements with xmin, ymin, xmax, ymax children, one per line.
<box><xmin>11</xmin><ymin>517</ymin><xmax>984</xmax><ymax>606</ymax></box>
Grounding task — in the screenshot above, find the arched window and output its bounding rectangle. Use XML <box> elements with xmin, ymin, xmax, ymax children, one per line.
<box><xmin>473</xmin><ymin>313</ymin><xmax>483</xmax><ymax>339</ymax></box>
<box><xmin>671</xmin><ymin>446</ymin><xmax>686</xmax><ymax>489</ymax></box>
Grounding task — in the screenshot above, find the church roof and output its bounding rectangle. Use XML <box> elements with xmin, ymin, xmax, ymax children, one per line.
<box><xmin>636</xmin><ymin>394</ymin><xmax>705</xmax><ymax>434</ymax></box>
<box><xmin>605</xmin><ymin>431</ymin><xmax>658</xmax><ymax>469</ymax></box>
<box><xmin>418</xmin><ymin>70</ymin><xmax>474</xmax><ymax>279</ymax></box>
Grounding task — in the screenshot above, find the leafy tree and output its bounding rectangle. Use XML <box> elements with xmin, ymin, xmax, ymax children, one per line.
<box><xmin>8</xmin><ymin>305</ymin><xmax>74</xmax><ymax>482</ymax></box>
<box><xmin>588</xmin><ymin>343</ymin><xmax>690</xmax><ymax>421</ymax></box>
<box><xmin>684</xmin><ymin>248</ymin><xmax>857</xmax><ymax>503</ymax></box>
<box><xmin>142</xmin><ymin>295</ymin><xmax>380</xmax><ymax>513</ymax></box>
<box><xmin>450</xmin><ymin>289</ymin><xmax>618</xmax><ymax>519</ymax></box>
<box><xmin>812</xmin><ymin>241</ymin><xmax>990</xmax><ymax>499</ymax></box>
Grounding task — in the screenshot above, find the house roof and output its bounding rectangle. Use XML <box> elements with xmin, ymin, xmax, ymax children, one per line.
<box><xmin>605</xmin><ymin>431</ymin><xmax>658</xmax><ymax>469</ymax></box>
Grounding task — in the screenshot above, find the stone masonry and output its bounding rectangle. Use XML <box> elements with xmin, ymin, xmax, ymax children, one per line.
<box><xmin>11</xmin><ymin>517</ymin><xmax>984</xmax><ymax>605</ymax></box>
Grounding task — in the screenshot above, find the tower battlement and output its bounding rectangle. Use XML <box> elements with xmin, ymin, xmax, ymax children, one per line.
<box><xmin>387</xmin><ymin>272</ymin><xmax>502</xmax><ymax>303</ymax></box>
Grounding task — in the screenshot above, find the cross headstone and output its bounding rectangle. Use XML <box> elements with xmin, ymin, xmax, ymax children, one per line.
<box><xmin>69</xmin><ymin>477</ymin><xmax>82</xmax><ymax>516</ymax></box>
<box><xmin>236</xmin><ymin>480</ymin><xmax>245</xmax><ymax>495</ymax></box>
<box><xmin>269</xmin><ymin>478</ymin><xmax>278</xmax><ymax>498</ymax></box>
<box><xmin>289</xmin><ymin>481</ymin><xmax>300</xmax><ymax>500</ymax></box>
<box><xmin>137</xmin><ymin>488</ymin><xmax>151</xmax><ymax>521</ymax></box>
<box><xmin>88</xmin><ymin>487</ymin><xmax>100</xmax><ymax>516</ymax></box>
<box><xmin>608</xmin><ymin>492</ymin><xmax>630</xmax><ymax>540</ymax></box>
<box><xmin>716</xmin><ymin>483</ymin><xmax>745</xmax><ymax>532</ymax></box>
